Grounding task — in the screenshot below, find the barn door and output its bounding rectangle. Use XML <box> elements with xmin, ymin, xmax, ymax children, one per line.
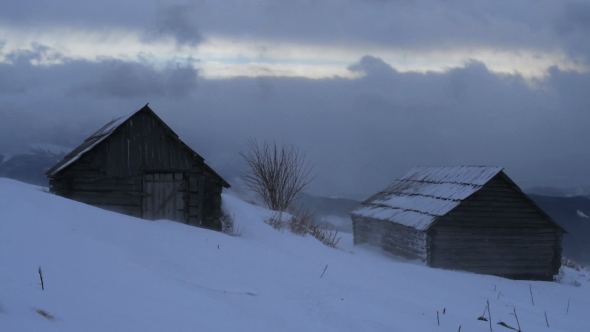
<box><xmin>142</xmin><ymin>172</ymin><xmax>187</xmax><ymax>223</ymax></box>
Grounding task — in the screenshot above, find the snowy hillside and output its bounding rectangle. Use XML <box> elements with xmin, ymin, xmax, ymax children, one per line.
<box><xmin>1</xmin><ymin>178</ymin><xmax>589</xmax><ymax>332</ymax></box>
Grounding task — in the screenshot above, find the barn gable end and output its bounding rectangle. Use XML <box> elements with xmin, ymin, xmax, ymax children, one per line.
<box><xmin>351</xmin><ymin>166</ymin><xmax>566</xmax><ymax>281</ymax></box>
<box><xmin>47</xmin><ymin>104</ymin><xmax>230</xmax><ymax>230</ymax></box>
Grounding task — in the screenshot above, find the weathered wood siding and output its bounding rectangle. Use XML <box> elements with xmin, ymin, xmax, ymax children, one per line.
<box><xmin>50</xmin><ymin>108</ymin><xmax>225</xmax><ymax>228</ymax></box>
<box><xmin>430</xmin><ymin>174</ymin><xmax>563</xmax><ymax>280</ymax></box>
<box><xmin>187</xmin><ymin>172</ymin><xmax>223</xmax><ymax>230</ymax></box>
<box><xmin>143</xmin><ymin>172</ymin><xmax>187</xmax><ymax>222</ymax></box>
<box><xmin>90</xmin><ymin>110</ymin><xmax>197</xmax><ymax>177</ymax></box>
<box><xmin>352</xmin><ymin>215</ymin><xmax>428</xmax><ymax>261</ymax></box>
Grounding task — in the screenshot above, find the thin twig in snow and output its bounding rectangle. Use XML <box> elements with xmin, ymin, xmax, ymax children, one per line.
<box><xmin>320</xmin><ymin>264</ymin><xmax>328</xmax><ymax>278</ymax></box>
<box><xmin>513</xmin><ymin>307</ymin><xmax>521</xmax><ymax>331</ymax></box>
<box><xmin>487</xmin><ymin>300</ymin><xmax>493</xmax><ymax>331</ymax></box>
<box><xmin>545</xmin><ymin>311</ymin><xmax>550</xmax><ymax>327</ymax></box>
<box><xmin>38</xmin><ymin>266</ymin><xmax>44</xmax><ymax>291</ymax></box>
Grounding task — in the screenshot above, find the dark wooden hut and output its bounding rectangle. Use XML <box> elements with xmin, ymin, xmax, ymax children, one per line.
<box><xmin>351</xmin><ymin>166</ymin><xmax>566</xmax><ymax>281</ymax></box>
<box><xmin>46</xmin><ymin>104</ymin><xmax>230</xmax><ymax>230</ymax></box>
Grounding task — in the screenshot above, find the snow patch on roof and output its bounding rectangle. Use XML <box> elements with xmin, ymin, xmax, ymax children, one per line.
<box><xmin>352</xmin><ymin>166</ymin><xmax>504</xmax><ymax>231</ymax></box>
<box><xmin>86</xmin><ymin>112</ymin><xmax>136</xmax><ymax>141</ymax></box>
<box><xmin>398</xmin><ymin>166</ymin><xmax>503</xmax><ymax>185</ymax></box>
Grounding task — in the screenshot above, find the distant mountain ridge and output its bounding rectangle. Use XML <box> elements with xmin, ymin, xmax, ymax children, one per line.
<box><xmin>296</xmin><ymin>192</ymin><xmax>360</xmax><ymax>218</ymax></box>
<box><xmin>0</xmin><ymin>147</ymin><xmax>66</xmax><ymax>186</ymax></box>
<box><xmin>526</xmin><ymin>186</ymin><xmax>590</xmax><ymax>198</ymax></box>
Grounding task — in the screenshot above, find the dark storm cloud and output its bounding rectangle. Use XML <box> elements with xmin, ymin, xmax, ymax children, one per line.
<box><xmin>0</xmin><ymin>0</ymin><xmax>585</xmax><ymax>61</ymax></box>
<box><xmin>348</xmin><ymin>55</ymin><xmax>396</xmax><ymax>80</ymax></box>
<box><xmin>0</xmin><ymin>44</ymin><xmax>63</xmax><ymax>94</ymax></box>
<box><xmin>4</xmin><ymin>43</ymin><xmax>65</xmax><ymax>65</ymax></box>
<box><xmin>133</xmin><ymin>57</ymin><xmax>590</xmax><ymax>196</ymax></box>
<box><xmin>0</xmin><ymin>46</ymin><xmax>198</xmax><ymax>152</ymax></box>
<box><xmin>0</xmin><ymin>0</ymin><xmax>152</xmax><ymax>27</ymax></box>
<box><xmin>557</xmin><ymin>1</ymin><xmax>590</xmax><ymax>34</ymax></box>
<box><xmin>71</xmin><ymin>60</ymin><xmax>199</xmax><ymax>98</ymax></box>
<box><xmin>144</xmin><ymin>4</ymin><xmax>205</xmax><ymax>47</ymax></box>
<box><xmin>2</xmin><ymin>49</ymin><xmax>590</xmax><ymax>197</ymax></box>
<box><xmin>555</xmin><ymin>1</ymin><xmax>590</xmax><ymax>60</ymax></box>
<box><xmin>0</xmin><ymin>64</ymin><xmax>26</xmax><ymax>93</ymax></box>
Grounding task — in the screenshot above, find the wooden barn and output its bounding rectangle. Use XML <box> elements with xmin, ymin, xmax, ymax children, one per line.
<box><xmin>351</xmin><ymin>166</ymin><xmax>566</xmax><ymax>281</ymax></box>
<box><xmin>46</xmin><ymin>104</ymin><xmax>230</xmax><ymax>230</ymax></box>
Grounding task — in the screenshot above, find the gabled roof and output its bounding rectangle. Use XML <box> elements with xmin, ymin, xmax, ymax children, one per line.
<box><xmin>46</xmin><ymin>104</ymin><xmax>230</xmax><ymax>188</ymax></box>
<box><xmin>45</xmin><ymin>111</ymin><xmax>138</xmax><ymax>177</ymax></box>
<box><xmin>352</xmin><ymin>166</ymin><xmax>506</xmax><ymax>231</ymax></box>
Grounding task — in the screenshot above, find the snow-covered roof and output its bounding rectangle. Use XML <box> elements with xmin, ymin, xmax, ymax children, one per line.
<box><xmin>352</xmin><ymin>166</ymin><xmax>504</xmax><ymax>231</ymax></box>
<box><xmin>45</xmin><ymin>110</ymin><xmax>138</xmax><ymax>177</ymax></box>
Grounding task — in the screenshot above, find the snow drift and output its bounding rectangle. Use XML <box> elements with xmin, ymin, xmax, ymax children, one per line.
<box><xmin>1</xmin><ymin>178</ymin><xmax>589</xmax><ymax>331</ymax></box>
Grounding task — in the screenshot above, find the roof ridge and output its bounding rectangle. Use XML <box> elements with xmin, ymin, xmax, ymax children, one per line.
<box><xmin>394</xmin><ymin>178</ymin><xmax>487</xmax><ymax>187</ymax></box>
<box><xmin>411</xmin><ymin>165</ymin><xmax>503</xmax><ymax>168</ymax></box>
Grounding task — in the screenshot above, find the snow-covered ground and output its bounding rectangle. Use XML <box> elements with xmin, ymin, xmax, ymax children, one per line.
<box><xmin>1</xmin><ymin>178</ymin><xmax>589</xmax><ymax>331</ymax></box>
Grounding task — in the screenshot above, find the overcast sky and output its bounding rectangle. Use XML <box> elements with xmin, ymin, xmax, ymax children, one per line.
<box><xmin>1</xmin><ymin>0</ymin><xmax>590</xmax><ymax>198</ymax></box>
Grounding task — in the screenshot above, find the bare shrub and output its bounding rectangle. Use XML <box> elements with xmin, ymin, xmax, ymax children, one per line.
<box><xmin>265</xmin><ymin>212</ymin><xmax>288</xmax><ymax>231</ymax></box>
<box><xmin>231</xmin><ymin>225</ymin><xmax>246</xmax><ymax>237</ymax></box>
<box><xmin>288</xmin><ymin>204</ymin><xmax>341</xmax><ymax>248</ymax></box>
<box><xmin>263</xmin><ymin>203</ymin><xmax>340</xmax><ymax>248</ymax></box>
<box><xmin>239</xmin><ymin>139</ymin><xmax>314</xmax><ymax>212</ymax></box>
<box><xmin>287</xmin><ymin>204</ymin><xmax>316</xmax><ymax>236</ymax></box>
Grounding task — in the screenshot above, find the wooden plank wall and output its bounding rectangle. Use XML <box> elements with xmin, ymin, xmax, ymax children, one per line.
<box><xmin>352</xmin><ymin>215</ymin><xmax>428</xmax><ymax>261</ymax></box>
<box><xmin>97</xmin><ymin>111</ymin><xmax>194</xmax><ymax>177</ymax></box>
<box><xmin>187</xmin><ymin>174</ymin><xmax>223</xmax><ymax>229</ymax></box>
<box><xmin>51</xmin><ymin>109</ymin><xmax>225</xmax><ymax>226</ymax></box>
<box><xmin>430</xmin><ymin>175</ymin><xmax>563</xmax><ymax>280</ymax></box>
<box><xmin>197</xmin><ymin>174</ymin><xmax>223</xmax><ymax>230</ymax></box>
<box><xmin>52</xmin><ymin>150</ymin><xmax>144</xmax><ymax>218</ymax></box>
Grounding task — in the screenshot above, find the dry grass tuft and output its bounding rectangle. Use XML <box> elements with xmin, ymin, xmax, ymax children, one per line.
<box><xmin>309</xmin><ymin>223</ymin><xmax>341</xmax><ymax>248</ymax></box>
<box><xmin>287</xmin><ymin>204</ymin><xmax>316</xmax><ymax>236</ymax></box>
<box><xmin>231</xmin><ymin>224</ymin><xmax>246</xmax><ymax>237</ymax></box>
<box><xmin>562</xmin><ymin>257</ymin><xmax>585</xmax><ymax>271</ymax></box>
<box><xmin>220</xmin><ymin>206</ymin><xmax>246</xmax><ymax>237</ymax></box>
<box><xmin>265</xmin><ymin>212</ymin><xmax>288</xmax><ymax>231</ymax></box>
<box><xmin>265</xmin><ymin>205</ymin><xmax>341</xmax><ymax>248</ymax></box>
